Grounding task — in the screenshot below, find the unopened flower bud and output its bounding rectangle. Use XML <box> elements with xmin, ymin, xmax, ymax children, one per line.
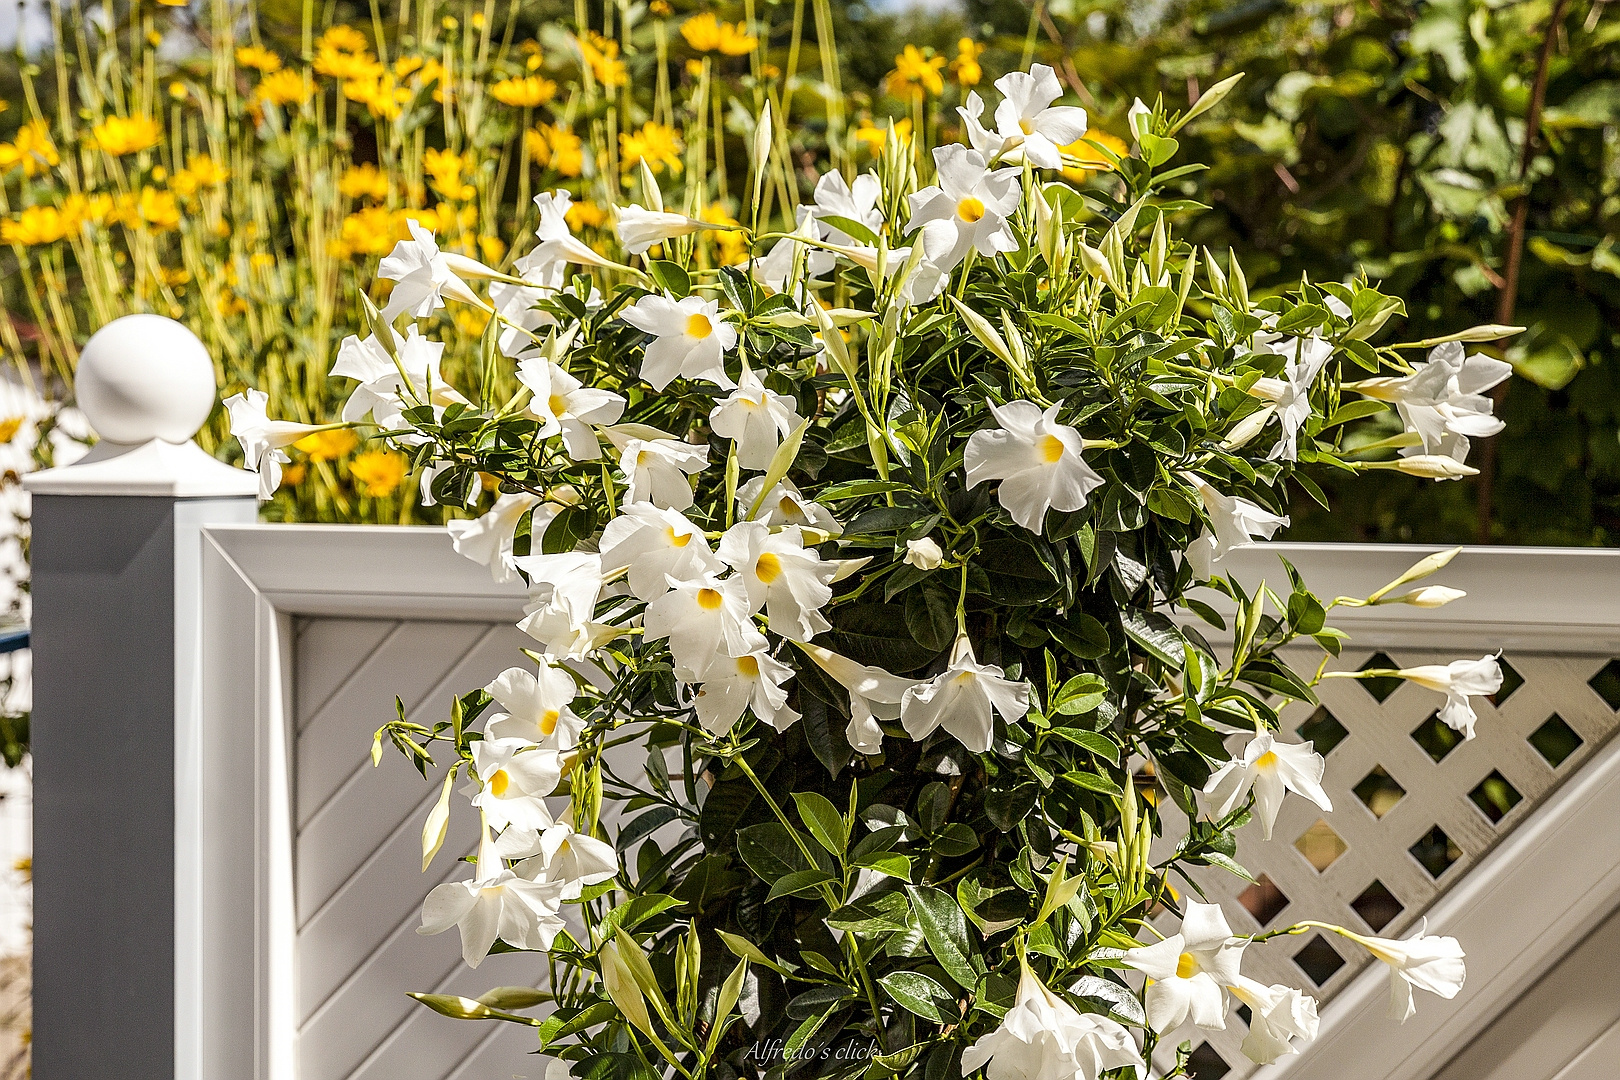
<box><xmin>905</xmin><ymin>536</ymin><xmax>944</xmax><ymax>570</ymax></box>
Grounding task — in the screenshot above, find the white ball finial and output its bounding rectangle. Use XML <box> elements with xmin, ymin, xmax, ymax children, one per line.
<box><xmin>76</xmin><ymin>314</ymin><xmax>217</xmax><ymax>445</ymax></box>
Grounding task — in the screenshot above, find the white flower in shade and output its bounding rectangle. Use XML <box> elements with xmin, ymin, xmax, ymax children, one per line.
<box><xmin>642</xmin><ymin>571</ymin><xmax>766</xmax><ymax>681</ymax></box>
<box><xmin>737</xmin><ymin>476</ymin><xmax>843</xmax><ymax>535</ymax></box>
<box><xmin>905</xmin><ymin>536</ymin><xmax>944</xmax><ymax>570</ymax></box>
<box><xmin>1392</xmin><ymin>654</ymin><xmax>1502</xmax><ymax>738</ymax></box>
<box><xmin>484</xmin><ymin>663</ymin><xmax>584</xmax><ymax>751</ymax></box>
<box><xmin>419</xmin><ymin>462</ymin><xmax>484</xmax><ymax>508</ymax></box>
<box><xmin>620</xmin><ymin>293</ymin><xmax>738</xmax><ymax>390</ymax></box>
<box><xmin>1340</xmin><ymin>919</ymin><xmax>1466</xmax><ymax>1023</ymax></box>
<box><xmin>796</xmin><ymin>643</ymin><xmax>918</xmax><ymax>753</ymax></box>
<box><xmin>753</xmin><ymin>208</ymin><xmax>825</xmax><ymax>290</ymax></box>
<box><xmin>962</xmin><ymin>963</ymin><xmax>1146</xmax><ymax>1080</ymax></box>
<box><xmin>418</xmin><ymin>820</ymin><xmax>569</xmax><ymax>967</ymax></box>
<box><xmin>709</xmin><ymin>372</ymin><xmax>801</xmax><ymax>470</ymax></box>
<box><xmin>1354</xmin><ymin>342</ymin><xmax>1512</xmax><ymax>463</ymax></box>
<box><xmin>959</xmin><ymin>64</ymin><xmax>1088</xmax><ymax>169</ymax></box>
<box><xmin>378</xmin><ymin>217</ymin><xmax>497</xmax><ymax>320</ymax></box>
<box><xmin>1121</xmin><ymin>901</ymin><xmax>1246</xmax><ymax>1033</ymax></box>
<box><xmin>1203</xmin><ymin>731</ymin><xmax>1332</xmax><ymax>840</ymax></box>
<box><xmin>330</xmin><ymin>325</ymin><xmax>464</xmax><ymax>427</ymax></box>
<box><xmin>223</xmin><ymin>389</ymin><xmax>326</xmax><ymax>500</ymax></box>
<box><xmin>598</xmin><ymin>503</ymin><xmax>722</xmax><ymax>601</ymax></box>
<box><xmin>617</xmin><ymin>437</ymin><xmax>710</xmax><ymax>510</ymax></box>
<box><xmin>615</xmin><ymin>204</ymin><xmax>725</xmax><ymax>255</ymax></box>
<box><xmin>1183</xmin><ymin>475</ymin><xmax>1290</xmax><ymax>580</ymax></box>
<box><xmin>513</xmin><ymin>551</ymin><xmax>618</xmax><ymax>660</ymax></box>
<box><xmin>1245</xmin><ymin>334</ymin><xmax>1333</xmax><ymax>462</ymax></box>
<box><xmin>965</xmin><ymin>399</ymin><xmax>1104</xmax><ymax>533</ymax></box>
<box><xmin>512</xmin><ymin>823</ymin><xmax>619</xmax><ymax>898</ymax></box>
<box><xmin>490</xmin><ymin>273</ymin><xmax>557</xmax><ymax>358</ymax></box>
<box><xmin>448</xmin><ymin>493</ymin><xmax>553</xmax><ymax>584</ymax></box>
<box><xmin>907</xmin><ymin>144</ymin><xmax>1020</xmax><ymax>271</ymax></box>
<box><xmin>1227</xmin><ymin>976</ymin><xmax>1319</xmax><ymax>1064</ymax></box>
<box><xmin>717</xmin><ymin>522</ymin><xmax>836</xmax><ymax>642</ymax></box>
<box><xmin>694</xmin><ymin>649</ymin><xmax>800</xmax><ymax>735</ymax></box>
<box><xmin>517</xmin><ymin>357</ymin><xmax>626</xmax><ymax>460</ymax></box>
<box><xmin>467</xmin><ymin>737</ymin><xmax>562</xmax><ymax>834</ymax></box>
<box><xmin>901</xmin><ymin>636</ymin><xmax>1030</xmax><ymax>754</ymax></box>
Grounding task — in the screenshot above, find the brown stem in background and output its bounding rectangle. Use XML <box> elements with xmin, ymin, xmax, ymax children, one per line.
<box><xmin>1037</xmin><ymin>6</ymin><xmax>1097</xmax><ymax>109</ymax></box>
<box><xmin>1474</xmin><ymin>0</ymin><xmax>1570</xmax><ymax>543</ymax></box>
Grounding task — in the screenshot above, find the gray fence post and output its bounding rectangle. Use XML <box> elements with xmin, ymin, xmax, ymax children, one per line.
<box><xmin>24</xmin><ymin>315</ymin><xmax>258</xmax><ymax>1080</ymax></box>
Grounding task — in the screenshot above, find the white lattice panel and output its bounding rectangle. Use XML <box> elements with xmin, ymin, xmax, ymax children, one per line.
<box><xmin>1151</xmin><ymin>647</ymin><xmax>1620</xmax><ymax>1079</ymax></box>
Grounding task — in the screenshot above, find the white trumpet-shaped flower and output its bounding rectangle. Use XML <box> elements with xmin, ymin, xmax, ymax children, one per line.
<box><xmin>617</xmin><ymin>437</ymin><xmax>710</xmax><ymax>510</ymax></box>
<box><xmin>709</xmin><ymin>372</ymin><xmax>801</xmax><ymax>470</ymax></box>
<box><xmin>1339</xmin><ymin>919</ymin><xmax>1466</xmax><ymax>1023</ymax></box>
<box><xmin>694</xmin><ymin>649</ymin><xmax>800</xmax><ymax>735</ymax></box>
<box><xmin>518</xmin><ymin>358</ymin><xmax>626</xmax><ymax>460</ymax></box>
<box><xmin>418</xmin><ymin>818</ymin><xmax>568</xmax><ymax>967</ymax></box>
<box><xmin>961</xmin><ymin>962</ymin><xmax>1146</xmax><ymax>1080</ymax></box>
<box><xmin>717</xmin><ymin>522</ymin><xmax>836</xmax><ymax>642</ymax></box>
<box><xmin>901</xmin><ymin>636</ymin><xmax>1030</xmax><ymax>754</ymax></box>
<box><xmin>378</xmin><ymin>217</ymin><xmax>496</xmax><ymax>320</ymax></box>
<box><xmin>615</xmin><ymin>204</ymin><xmax>728</xmax><ymax>255</ymax></box>
<box><xmin>448</xmin><ymin>493</ymin><xmax>553</xmax><ymax>584</ymax></box>
<box><xmin>512</xmin><ymin>822</ymin><xmax>619</xmax><ymax>898</ymax></box>
<box><xmin>513</xmin><ymin>551</ymin><xmax>618</xmax><ymax>660</ymax></box>
<box><xmin>330</xmin><ymin>325</ymin><xmax>464</xmax><ymax>429</ymax></box>
<box><xmin>737</xmin><ymin>476</ymin><xmax>843</xmax><ymax>535</ymax></box>
<box><xmin>223</xmin><ymin>389</ymin><xmax>327</xmax><ymax>499</ymax></box>
<box><xmin>796</xmin><ymin>643</ymin><xmax>918</xmax><ymax>754</ymax></box>
<box><xmin>1120</xmin><ymin>901</ymin><xmax>1246</xmax><ymax>1033</ymax></box>
<box><xmin>1228</xmin><ymin>976</ymin><xmax>1319</xmax><ymax>1063</ymax></box>
<box><xmin>965</xmin><ymin>399</ymin><xmax>1104</xmax><ymax>533</ymax></box>
<box><xmin>959</xmin><ymin>64</ymin><xmax>1088</xmax><ymax>169</ymax></box>
<box><xmin>907</xmin><ymin>144</ymin><xmax>1020</xmax><ymax>272</ymax></box>
<box><xmin>905</xmin><ymin>536</ymin><xmax>944</xmax><ymax>570</ymax></box>
<box><xmin>643</xmin><ymin>571</ymin><xmax>766</xmax><ymax>681</ymax></box>
<box><xmin>1354</xmin><ymin>341</ymin><xmax>1512</xmax><ymax>463</ymax></box>
<box><xmin>467</xmin><ymin>737</ymin><xmax>562</xmax><ymax>834</ymax></box>
<box><xmin>484</xmin><ymin>662</ymin><xmax>584</xmax><ymax>750</ymax></box>
<box><xmin>1183</xmin><ymin>474</ymin><xmax>1290</xmax><ymax>580</ymax></box>
<box><xmin>1245</xmin><ymin>333</ymin><xmax>1333</xmax><ymax>462</ymax></box>
<box><xmin>1391</xmin><ymin>654</ymin><xmax>1502</xmax><ymax>738</ymax></box>
<box><xmin>598</xmin><ymin>503</ymin><xmax>722</xmax><ymax>601</ymax></box>
<box><xmin>1202</xmin><ymin>731</ymin><xmax>1332</xmax><ymax>840</ymax></box>
<box><xmin>620</xmin><ymin>293</ymin><xmax>738</xmax><ymax>390</ymax></box>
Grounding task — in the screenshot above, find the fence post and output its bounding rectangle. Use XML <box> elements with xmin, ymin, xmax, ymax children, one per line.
<box><xmin>24</xmin><ymin>315</ymin><xmax>258</xmax><ymax>1080</ymax></box>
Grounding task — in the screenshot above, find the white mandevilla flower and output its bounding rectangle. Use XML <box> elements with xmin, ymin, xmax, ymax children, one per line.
<box><xmin>513</xmin><ymin>551</ymin><xmax>619</xmax><ymax>660</ymax></box>
<box><xmin>693</xmin><ymin>649</ymin><xmax>800</xmax><ymax>735</ymax></box>
<box><xmin>737</xmin><ymin>476</ymin><xmax>843</xmax><ymax>535</ymax></box>
<box><xmin>484</xmin><ymin>662</ymin><xmax>584</xmax><ymax>750</ymax></box>
<box><xmin>448</xmin><ymin>493</ymin><xmax>555</xmax><ymax>584</ymax></box>
<box><xmin>643</xmin><ymin>570</ymin><xmax>766</xmax><ymax>681</ymax></box>
<box><xmin>598</xmin><ymin>502</ymin><xmax>723</xmax><ymax>601</ymax></box>
<box><xmin>717</xmin><ymin>522</ymin><xmax>836</xmax><ymax>642</ymax></box>
<box><xmin>620</xmin><ymin>293</ymin><xmax>738</xmax><ymax>391</ymax></box>
<box><xmin>418</xmin><ymin>820</ymin><xmax>568</xmax><ymax>967</ymax></box>
<box><xmin>377</xmin><ymin>217</ymin><xmax>498</xmax><ymax>320</ymax></box>
<box><xmin>907</xmin><ymin>144</ymin><xmax>1020</xmax><ymax>272</ymax></box>
<box><xmin>965</xmin><ymin>399</ymin><xmax>1104</xmax><ymax>533</ymax></box>
<box><xmin>616</xmin><ymin>436</ymin><xmax>710</xmax><ymax>510</ymax></box>
<box><xmin>1244</xmin><ymin>333</ymin><xmax>1333</xmax><ymax>462</ymax></box>
<box><xmin>467</xmin><ymin>737</ymin><xmax>562</xmax><ymax>834</ymax></box>
<box><xmin>1339</xmin><ymin>919</ymin><xmax>1466</xmax><ymax>1023</ymax></box>
<box><xmin>901</xmin><ymin>635</ymin><xmax>1030</xmax><ymax>754</ymax></box>
<box><xmin>1203</xmin><ymin>731</ymin><xmax>1332</xmax><ymax>840</ymax></box>
<box><xmin>1353</xmin><ymin>341</ymin><xmax>1512</xmax><ymax>463</ymax></box>
<box><xmin>796</xmin><ymin>643</ymin><xmax>918</xmax><ymax>754</ymax></box>
<box><xmin>1120</xmin><ymin>901</ymin><xmax>1246</xmax><ymax>1033</ymax></box>
<box><xmin>512</xmin><ymin>822</ymin><xmax>618</xmax><ymax>898</ymax></box>
<box><xmin>1391</xmin><ymin>654</ymin><xmax>1502</xmax><ymax>738</ymax></box>
<box><xmin>905</xmin><ymin>536</ymin><xmax>944</xmax><ymax>570</ymax></box>
<box><xmin>223</xmin><ymin>389</ymin><xmax>327</xmax><ymax>500</ymax></box>
<box><xmin>1183</xmin><ymin>474</ymin><xmax>1290</xmax><ymax>580</ymax></box>
<box><xmin>961</xmin><ymin>962</ymin><xmax>1145</xmax><ymax>1080</ymax></box>
<box><xmin>615</xmin><ymin>204</ymin><xmax>726</xmax><ymax>255</ymax></box>
<box><xmin>1229</xmin><ymin>976</ymin><xmax>1320</xmax><ymax>1063</ymax></box>
<box><xmin>518</xmin><ymin>357</ymin><xmax>626</xmax><ymax>460</ymax></box>
<box><xmin>959</xmin><ymin>64</ymin><xmax>1088</xmax><ymax>169</ymax></box>
<box><xmin>330</xmin><ymin>324</ymin><xmax>464</xmax><ymax>429</ymax></box>
<box><xmin>709</xmin><ymin>371</ymin><xmax>801</xmax><ymax>470</ymax></box>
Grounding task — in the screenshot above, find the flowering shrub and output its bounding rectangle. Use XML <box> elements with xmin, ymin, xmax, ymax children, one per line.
<box><xmin>236</xmin><ymin>60</ymin><xmax>1517</xmax><ymax>1080</ymax></box>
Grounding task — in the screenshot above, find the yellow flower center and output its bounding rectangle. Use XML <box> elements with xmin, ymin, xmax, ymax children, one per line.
<box><xmin>540</xmin><ymin>709</ymin><xmax>560</xmax><ymax>736</ymax></box>
<box><xmin>549</xmin><ymin>393</ymin><xmax>569</xmax><ymax>417</ymax></box>
<box><xmin>697</xmin><ymin>588</ymin><xmax>723</xmax><ymax>610</ymax></box>
<box><xmin>779</xmin><ymin>496</ymin><xmax>801</xmax><ymax>518</ymax></box>
<box><xmin>737</xmin><ymin>655</ymin><xmax>760</xmax><ymax>678</ymax></box>
<box><xmin>666</xmin><ymin>526</ymin><xmax>691</xmax><ymax>548</ymax></box>
<box><xmin>489</xmin><ymin>769</ymin><xmax>511</xmax><ymax>796</ymax></box>
<box><xmin>1019</xmin><ymin>118</ymin><xmax>1035</xmax><ymax>135</ymax></box>
<box><xmin>686</xmin><ymin>312</ymin><xmax>714</xmax><ymax>339</ymax></box>
<box><xmin>479</xmin><ymin>883</ymin><xmax>507</xmax><ymax>896</ymax></box>
<box><xmin>1176</xmin><ymin>952</ymin><xmax>1198</xmax><ymax>979</ymax></box>
<box><xmin>956</xmin><ymin>197</ymin><xmax>985</xmax><ymax>223</ymax></box>
<box><xmin>1037</xmin><ymin>434</ymin><xmax>1066</xmax><ymax>463</ymax></box>
<box><xmin>755</xmin><ymin>552</ymin><xmax>783</xmax><ymax>584</ymax></box>
<box><xmin>1255</xmin><ymin>750</ymin><xmax>1279</xmax><ymax>770</ymax></box>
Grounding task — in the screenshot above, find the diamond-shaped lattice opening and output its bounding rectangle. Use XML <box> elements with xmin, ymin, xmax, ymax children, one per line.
<box><xmin>1469</xmin><ymin>770</ymin><xmax>1523</xmax><ymax>824</ymax></box>
<box><xmin>1410</xmin><ymin>825</ymin><xmax>1462</xmax><ymax>879</ymax></box>
<box><xmin>1353</xmin><ymin>766</ymin><xmax>1405</xmax><ymax>818</ymax></box>
<box><xmin>1530</xmin><ymin>713</ymin><xmax>1583</xmax><ymax>768</ymax></box>
<box><xmin>1351</xmin><ymin>879</ymin><xmax>1403</xmax><ymax>932</ymax></box>
<box><xmin>1358</xmin><ymin>651</ymin><xmax>1404</xmax><ymax>703</ymax></box>
<box><xmin>1294</xmin><ymin>934</ymin><xmax>1347</xmax><ymax>986</ymax></box>
<box><xmin>1236</xmin><ymin>1003</ymin><xmax>1252</xmax><ymax>1026</ymax></box>
<box><xmin>1488</xmin><ymin>658</ymin><xmax>1524</xmax><ymax>706</ymax></box>
<box><xmin>1187</xmin><ymin>1042</ymin><xmax>1233</xmax><ymax>1079</ymax></box>
<box><xmin>1295</xmin><ymin>818</ymin><xmax>1348</xmax><ymax>872</ymax></box>
<box><xmin>1589</xmin><ymin>659</ymin><xmax>1620</xmax><ymax>711</ymax></box>
<box><xmin>1296</xmin><ymin>705</ymin><xmax>1349</xmax><ymax>756</ymax></box>
<box><xmin>1412</xmin><ymin>712</ymin><xmax>1465</xmax><ymax>763</ymax></box>
<box><xmin>1237</xmin><ymin>873</ymin><xmax>1290</xmax><ymax>927</ymax></box>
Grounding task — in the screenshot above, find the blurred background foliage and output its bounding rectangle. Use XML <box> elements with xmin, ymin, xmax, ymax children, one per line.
<box><xmin>0</xmin><ymin>0</ymin><xmax>1615</xmax><ymax>544</ymax></box>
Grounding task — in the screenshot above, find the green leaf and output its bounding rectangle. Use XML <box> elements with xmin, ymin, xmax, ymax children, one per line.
<box><xmin>877</xmin><ymin>971</ymin><xmax>959</xmax><ymax>1022</ymax></box>
<box><xmin>852</xmin><ymin>851</ymin><xmax>913</xmax><ymax>880</ymax></box>
<box><xmin>715</xmin><ymin>928</ymin><xmax>793</xmax><ymax>975</ymax></box>
<box><xmin>816</xmin><ymin>213</ymin><xmax>880</xmax><ymax>247</ymax></box>
<box><xmin>904</xmin><ymin>884</ymin><xmax>984</xmax><ymax>989</ymax></box>
<box><xmin>1120</xmin><ymin>608</ymin><xmax>1185</xmax><ymax>667</ymax></box>
<box><xmin>815</xmin><ymin>479</ymin><xmax>912</xmax><ymax>501</ymax></box>
<box><xmin>1062</xmin><ymin>770</ymin><xmax>1124</xmax><ymax>798</ymax></box>
<box><xmin>647</xmin><ymin>260</ymin><xmax>690</xmax><ymax>297</ymax></box>
<box><xmin>766</xmin><ymin>868</ymin><xmax>837</xmax><ymax>901</ymax></box>
<box><xmin>736</xmin><ymin>821</ymin><xmax>816</xmax><ymax>883</ymax></box>
<box><xmin>793</xmin><ymin>791</ymin><xmax>849</xmax><ymax>855</ymax></box>
<box><xmin>1052</xmin><ymin>673</ymin><xmax>1108</xmax><ymax>716</ymax></box>
<box><xmin>830</xmin><ymin>602</ymin><xmax>941</xmax><ymax>672</ymax></box>
<box><xmin>1048</xmin><ymin>727</ymin><xmax>1121</xmax><ymax>764</ymax></box>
